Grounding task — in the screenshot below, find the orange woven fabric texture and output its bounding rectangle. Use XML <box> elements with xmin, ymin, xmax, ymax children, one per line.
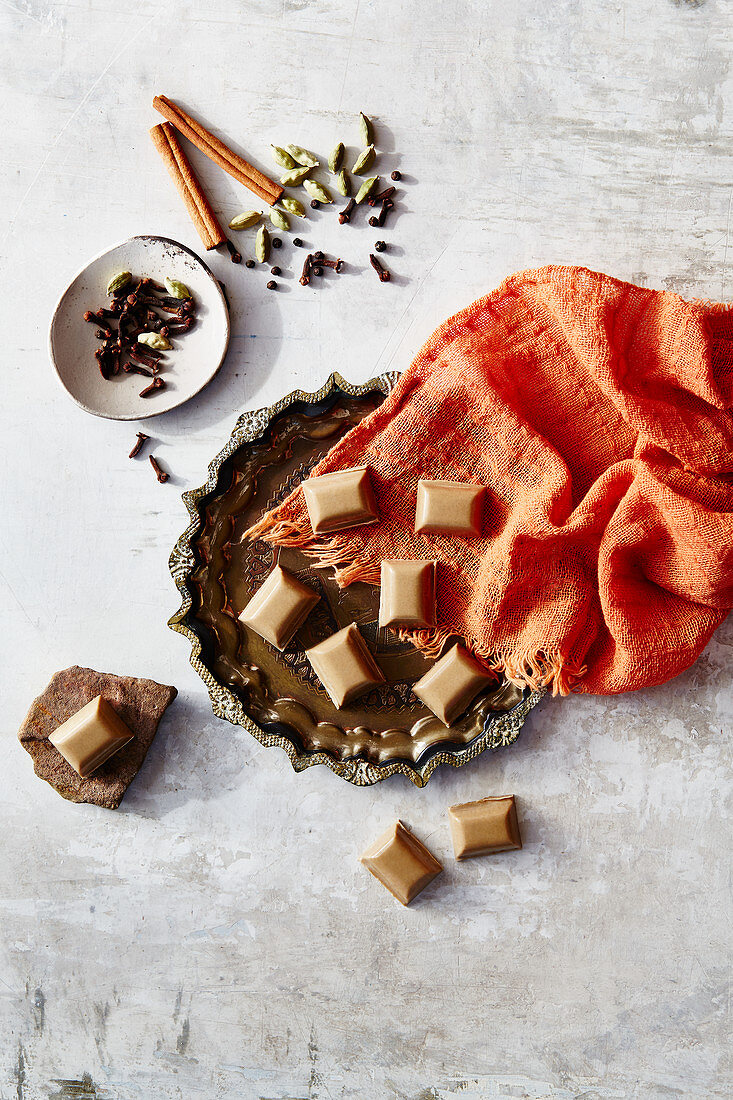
<box><xmin>246</xmin><ymin>265</ymin><xmax>733</xmax><ymax>695</ymax></box>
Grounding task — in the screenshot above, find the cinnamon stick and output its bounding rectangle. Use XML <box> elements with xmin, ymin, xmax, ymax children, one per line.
<box><xmin>150</xmin><ymin>122</ymin><xmax>226</xmax><ymax>251</ymax></box>
<box><xmin>153</xmin><ymin>95</ymin><xmax>283</xmax><ymax>206</ymax></box>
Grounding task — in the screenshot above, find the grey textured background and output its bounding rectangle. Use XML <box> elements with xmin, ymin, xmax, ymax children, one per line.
<box><xmin>1</xmin><ymin>1</ymin><xmax>731</xmax><ymax>1097</ymax></box>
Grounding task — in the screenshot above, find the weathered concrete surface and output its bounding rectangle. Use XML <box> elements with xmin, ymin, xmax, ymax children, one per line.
<box><xmin>1</xmin><ymin>0</ymin><xmax>731</xmax><ymax>1097</ymax></box>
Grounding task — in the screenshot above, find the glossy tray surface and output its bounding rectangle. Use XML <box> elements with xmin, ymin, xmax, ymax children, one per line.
<box><xmin>169</xmin><ymin>372</ymin><xmax>543</xmax><ymax>786</ymax></box>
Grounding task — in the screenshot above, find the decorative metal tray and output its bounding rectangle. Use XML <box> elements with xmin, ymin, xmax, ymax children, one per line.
<box><xmin>168</xmin><ymin>372</ymin><xmax>543</xmax><ymax>786</ymax></box>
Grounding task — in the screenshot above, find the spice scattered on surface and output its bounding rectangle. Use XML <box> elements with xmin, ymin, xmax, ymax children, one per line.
<box><xmin>310</xmin><ymin>199</ymin><xmax>320</xmax><ymax>209</ymax></box>
<box><xmin>266</xmin><ymin>280</ymin><xmax>277</xmax><ymax>290</ymax></box>
<box><xmin>149</xmin><ymin>455</ymin><xmax>169</xmax><ymax>482</ymax></box>
<box><xmin>272</xmin><ymin>237</ymin><xmax>282</xmax><ymax>249</ymax></box>
<box><xmin>270</xmin><ymin>266</ymin><xmax>281</xmax><ymax>276</ymax></box>
<box><xmin>391</xmin><ymin>170</ymin><xmax>401</xmax><ymax>181</ymax></box>
<box><xmin>128</xmin><ymin>433</ymin><xmax>149</xmax><ymax>459</ymax></box>
<box><xmin>374</xmin><ymin>240</ymin><xmax>386</xmax><ymax>252</ymax></box>
<box><xmin>293</xmin><ymin>237</ymin><xmax>303</xmax><ymax>247</ymax></box>
<box><xmin>339</xmin><ymin>198</ymin><xmax>356</xmax><ymax>224</ymax></box>
<box><xmin>245</xmin><ymin>259</ymin><xmax>255</xmax><ymax>269</ymax></box>
<box><xmin>312</xmin><ymin>266</ymin><xmax>322</xmax><ymax>277</ymax></box>
<box><xmin>224</xmin><ymin>239</ymin><xmax>242</xmax><ymax>263</ymax></box>
<box><xmin>369</xmin><ymin>254</ymin><xmax>391</xmax><ymax>282</ymax></box>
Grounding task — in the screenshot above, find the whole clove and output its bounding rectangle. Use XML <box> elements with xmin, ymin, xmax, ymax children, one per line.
<box><xmin>368</xmin><ymin>185</ymin><xmax>395</xmax><ymax>207</ymax></box>
<box><xmin>139</xmin><ymin>378</ymin><xmax>166</xmax><ymax>398</ymax></box>
<box><xmin>369</xmin><ymin>254</ymin><xmax>391</xmax><ymax>282</ymax></box>
<box><xmin>128</xmin><ymin>433</ymin><xmax>149</xmax><ymax>459</ymax></box>
<box><xmin>368</xmin><ymin>198</ymin><xmax>394</xmax><ymax>228</ymax></box>
<box><xmin>339</xmin><ymin>198</ymin><xmax>356</xmax><ymax>224</ymax></box>
<box><xmin>225</xmin><ymin>239</ymin><xmax>242</xmax><ymax>264</ymax></box>
<box><xmin>299</xmin><ymin>254</ymin><xmax>314</xmax><ymax>286</ymax></box>
<box><xmin>149</xmin><ymin>455</ymin><xmax>169</xmax><ymax>483</ymax></box>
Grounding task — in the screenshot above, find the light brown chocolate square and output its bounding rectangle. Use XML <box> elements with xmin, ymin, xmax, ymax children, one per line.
<box><xmin>414</xmin><ymin>479</ymin><xmax>485</xmax><ymax>537</ymax></box>
<box><xmin>448</xmin><ymin>795</ymin><xmax>522</xmax><ymax>859</ymax></box>
<box><xmin>302</xmin><ymin>466</ymin><xmax>379</xmax><ymax>534</ymax></box>
<box><xmin>378</xmin><ymin>559</ymin><xmax>436</xmax><ymax>629</ymax></box>
<box><xmin>361</xmin><ymin>821</ymin><xmax>443</xmax><ymax>905</ymax></box>
<box><xmin>48</xmin><ymin>695</ymin><xmax>134</xmax><ymax>778</ymax></box>
<box><xmin>412</xmin><ymin>643</ymin><xmax>493</xmax><ymax>726</ymax></box>
<box><xmin>239</xmin><ymin>564</ymin><xmax>319</xmax><ymax>650</ymax></box>
<box><xmin>305</xmin><ymin>623</ymin><xmax>385</xmax><ymax>708</ymax></box>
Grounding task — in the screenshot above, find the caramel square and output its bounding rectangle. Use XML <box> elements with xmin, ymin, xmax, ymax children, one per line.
<box><xmin>414</xmin><ymin>479</ymin><xmax>485</xmax><ymax>537</ymax></box>
<box><xmin>302</xmin><ymin>466</ymin><xmax>379</xmax><ymax>535</ymax></box>
<box><xmin>48</xmin><ymin>695</ymin><xmax>134</xmax><ymax>778</ymax></box>
<box><xmin>448</xmin><ymin>795</ymin><xmax>522</xmax><ymax>859</ymax></box>
<box><xmin>305</xmin><ymin>623</ymin><xmax>385</xmax><ymax>708</ymax></box>
<box><xmin>412</xmin><ymin>644</ymin><xmax>493</xmax><ymax>726</ymax></box>
<box><xmin>239</xmin><ymin>564</ymin><xmax>319</xmax><ymax>651</ymax></box>
<box><xmin>378</xmin><ymin>559</ymin><xmax>436</xmax><ymax>629</ymax></box>
<box><xmin>361</xmin><ymin>821</ymin><xmax>443</xmax><ymax>905</ymax></box>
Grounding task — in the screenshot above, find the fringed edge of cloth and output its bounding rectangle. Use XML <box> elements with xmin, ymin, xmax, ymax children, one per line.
<box><xmin>244</xmin><ymin>511</ymin><xmax>588</xmax><ymax>696</ymax></box>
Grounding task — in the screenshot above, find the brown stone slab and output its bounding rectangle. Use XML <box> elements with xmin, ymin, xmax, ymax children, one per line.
<box><xmin>18</xmin><ymin>666</ymin><xmax>177</xmax><ymax>809</ymax></box>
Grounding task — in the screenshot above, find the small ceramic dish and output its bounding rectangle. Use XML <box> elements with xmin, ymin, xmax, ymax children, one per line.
<box><xmin>49</xmin><ymin>235</ymin><xmax>230</xmax><ymax>420</ymax></box>
<box><xmin>168</xmin><ymin>372</ymin><xmax>544</xmax><ymax>787</ymax></box>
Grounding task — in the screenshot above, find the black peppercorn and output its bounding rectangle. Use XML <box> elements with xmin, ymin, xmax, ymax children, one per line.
<box><xmin>313</xmin><ymin>251</ymin><xmax>324</xmax><ymax>261</ymax></box>
<box><xmin>310</xmin><ymin>199</ymin><xmax>320</xmax><ymax>209</ymax></box>
<box><xmin>270</xmin><ymin>266</ymin><xmax>281</xmax><ymax>276</ymax></box>
<box><xmin>272</xmin><ymin>237</ymin><xmax>282</xmax><ymax>249</ymax></box>
<box><xmin>312</xmin><ymin>266</ymin><xmax>322</xmax><ymax>276</ymax></box>
<box><xmin>369</xmin><ymin>216</ymin><xmax>379</xmax><ymax>227</ymax></box>
<box><xmin>391</xmin><ymin>170</ymin><xmax>401</xmax><ymax>181</ymax></box>
<box><xmin>245</xmin><ymin>259</ymin><xmax>255</xmax><ymax>268</ymax></box>
<box><xmin>374</xmin><ymin>240</ymin><xmax>386</xmax><ymax>252</ymax></box>
<box><xmin>293</xmin><ymin>237</ymin><xmax>303</xmax><ymax>247</ymax></box>
<box><xmin>266</xmin><ymin>280</ymin><xmax>277</xmax><ymax>290</ymax></box>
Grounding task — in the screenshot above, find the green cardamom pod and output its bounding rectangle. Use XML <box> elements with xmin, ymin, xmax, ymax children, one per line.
<box><xmin>255</xmin><ymin>225</ymin><xmax>269</xmax><ymax>264</ymax></box>
<box><xmin>106</xmin><ymin>271</ymin><xmax>131</xmax><ymax>296</ymax></box>
<box><xmin>280</xmin><ymin>166</ymin><xmax>312</xmax><ymax>187</ymax></box>
<box><xmin>328</xmin><ymin>142</ymin><xmax>344</xmax><ymax>173</ymax></box>
<box><xmin>280</xmin><ymin>196</ymin><xmax>305</xmax><ymax>217</ymax></box>
<box><xmin>271</xmin><ymin>144</ymin><xmax>297</xmax><ymax>170</ymax></box>
<box><xmin>359</xmin><ymin>111</ymin><xmax>373</xmax><ymax>146</ymax></box>
<box><xmin>354</xmin><ymin>175</ymin><xmax>379</xmax><ymax>204</ymax></box>
<box><xmin>303</xmin><ymin>179</ymin><xmax>333</xmax><ymax>204</ymax></box>
<box><xmin>286</xmin><ymin>144</ymin><xmax>319</xmax><ymax>168</ymax></box>
<box><xmin>270</xmin><ymin>208</ymin><xmax>290</xmax><ymax>231</ymax></box>
<box><xmin>164</xmin><ymin>277</ymin><xmax>191</xmax><ymax>299</ymax></box>
<box><xmin>335</xmin><ymin>169</ymin><xmax>351</xmax><ymax>196</ymax></box>
<box><xmin>228</xmin><ymin>210</ymin><xmax>261</xmax><ymax>230</ymax></box>
<box><xmin>352</xmin><ymin>144</ymin><xmax>375</xmax><ymax>175</ymax></box>
<box><xmin>138</xmin><ymin>332</ymin><xmax>171</xmax><ymax>351</ymax></box>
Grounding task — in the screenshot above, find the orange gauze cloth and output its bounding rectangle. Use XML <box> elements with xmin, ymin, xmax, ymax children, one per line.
<box><xmin>246</xmin><ymin>265</ymin><xmax>733</xmax><ymax>695</ymax></box>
